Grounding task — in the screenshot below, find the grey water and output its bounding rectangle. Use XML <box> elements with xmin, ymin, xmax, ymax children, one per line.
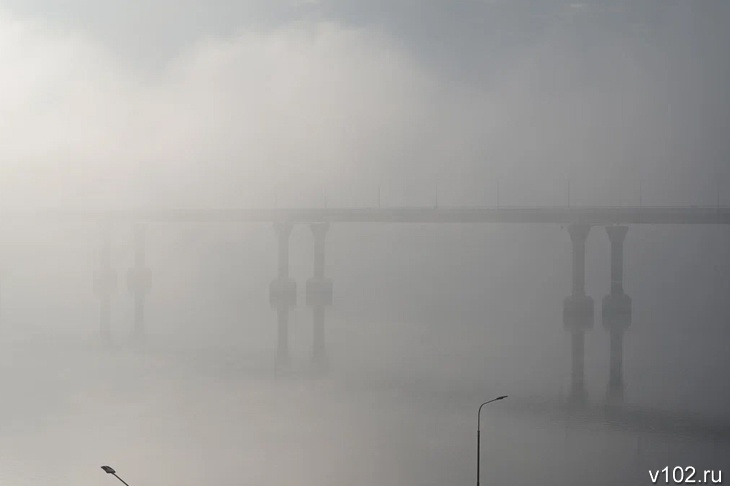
<box><xmin>1</xmin><ymin>319</ymin><xmax>727</xmax><ymax>486</ymax></box>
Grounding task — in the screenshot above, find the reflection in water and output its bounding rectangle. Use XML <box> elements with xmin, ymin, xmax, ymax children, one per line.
<box><xmin>0</xmin><ymin>332</ymin><xmax>728</xmax><ymax>486</ymax></box>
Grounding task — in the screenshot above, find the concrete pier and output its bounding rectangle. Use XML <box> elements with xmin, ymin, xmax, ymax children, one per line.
<box><xmin>602</xmin><ymin>225</ymin><xmax>632</xmax><ymax>404</ymax></box>
<box><xmin>269</xmin><ymin>222</ymin><xmax>296</xmax><ymax>369</ymax></box>
<box><xmin>306</xmin><ymin>222</ymin><xmax>333</xmax><ymax>373</ymax></box>
<box><xmin>563</xmin><ymin>223</ymin><xmax>594</xmax><ymax>405</ymax></box>
<box><xmin>126</xmin><ymin>224</ymin><xmax>152</xmax><ymax>344</ymax></box>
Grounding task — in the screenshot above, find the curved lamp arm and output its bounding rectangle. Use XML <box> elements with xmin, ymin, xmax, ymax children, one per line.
<box><xmin>478</xmin><ymin>395</ymin><xmax>508</xmax><ymax>431</ymax></box>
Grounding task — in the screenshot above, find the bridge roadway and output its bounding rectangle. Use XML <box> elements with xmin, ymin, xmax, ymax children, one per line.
<box><xmin>5</xmin><ymin>205</ymin><xmax>730</xmax><ymax>225</ymax></box>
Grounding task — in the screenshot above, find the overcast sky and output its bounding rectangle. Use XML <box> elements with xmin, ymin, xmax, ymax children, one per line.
<box><xmin>1</xmin><ymin>0</ymin><xmax>728</xmax><ymax>208</ymax></box>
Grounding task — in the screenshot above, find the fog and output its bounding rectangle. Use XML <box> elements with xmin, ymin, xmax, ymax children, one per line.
<box><xmin>0</xmin><ymin>1</ymin><xmax>729</xmax><ymax>485</ymax></box>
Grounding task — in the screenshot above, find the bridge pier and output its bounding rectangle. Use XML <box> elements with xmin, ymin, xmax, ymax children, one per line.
<box><xmin>563</xmin><ymin>224</ymin><xmax>594</xmax><ymax>406</ymax></box>
<box><xmin>602</xmin><ymin>225</ymin><xmax>631</xmax><ymax>405</ymax></box>
<box><xmin>306</xmin><ymin>223</ymin><xmax>333</xmax><ymax>373</ymax></box>
<box><xmin>126</xmin><ymin>224</ymin><xmax>152</xmax><ymax>344</ymax></box>
<box><xmin>269</xmin><ymin>222</ymin><xmax>296</xmax><ymax>370</ymax></box>
<box><xmin>93</xmin><ymin>223</ymin><xmax>117</xmax><ymax>344</ymax></box>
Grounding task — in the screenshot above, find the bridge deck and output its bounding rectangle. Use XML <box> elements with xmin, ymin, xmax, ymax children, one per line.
<box><xmin>6</xmin><ymin>206</ymin><xmax>730</xmax><ymax>225</ymax></box>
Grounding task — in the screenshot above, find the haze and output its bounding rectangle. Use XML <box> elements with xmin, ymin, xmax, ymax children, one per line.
<box><xmin>0</xmin><ymin>1</ymin><xmax>728</xmax><ymax>485</ymax></box>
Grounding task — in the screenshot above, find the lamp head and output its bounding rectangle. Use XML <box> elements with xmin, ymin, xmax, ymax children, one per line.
<box><xmin>496</xmin><ymin>395</ymin><xmax>508</xmax><ymax>400</ymax></box>
<box><xmin>101</xmin><ymin>466</ymin><xmax>116</xmax><ymax>474</ymax></box>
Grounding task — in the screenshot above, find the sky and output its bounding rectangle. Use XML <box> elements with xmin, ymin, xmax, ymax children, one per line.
<box><xmin>0</xmin><ymin>2</ymin><xmax>729</xmax><ymax>485</ymax></box>
<box><xmin>0</xmin><ymin>0</ymin><xmax>728</xmax><ymax>209</ymax></box>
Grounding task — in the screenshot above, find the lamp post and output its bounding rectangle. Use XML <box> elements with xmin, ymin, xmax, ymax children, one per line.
<box><xmin>101</xmin><ymin>466</ymin><xmax>131</xmax><ymax>486</ymax></box>
<box><xmin>477</xmin><ymin>395</ymin><xmax>508</xmax><ymax>486</ymax></box>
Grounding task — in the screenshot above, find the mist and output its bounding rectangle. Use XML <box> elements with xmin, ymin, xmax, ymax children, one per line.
<box><xmin>0</xmin><ymin>1</ymin><xmax>729</xmax><ymax>485</ymax></box>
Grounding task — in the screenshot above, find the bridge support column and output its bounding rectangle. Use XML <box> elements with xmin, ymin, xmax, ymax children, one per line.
<box><xmin>563</xmin><ymin>224</ymin><xmax>594</xmax><ymax>406</ymax></box>
<box><xmin>127</xmin><ymin>224</ymin><xmax>152</xmax><ymax>344</ymax></box>
<box><xmin>602</xmin><ymin>225</ymin><xmax>631</xmax><ymax>405</ymax></box>
<box><xmin>269</xmin><ymin>222</ymin><xmax>296</xmax><ymax>370</ymax></box>
<box><xmin>307</xmin><ymin>223</ymin><xmax>333</xmax><ymax>373</ymax></box>
<box><xmin>93</xmin><ymin>223</ymin><xmax>117</xmax><ymax>344</ymax></box>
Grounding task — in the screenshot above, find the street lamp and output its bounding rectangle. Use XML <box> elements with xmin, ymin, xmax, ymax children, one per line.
<box><xmin>477</xmin><ymin>395</ymin><xmax>508</xmax><ymax>486</ymax></box>
<box><xmin>101</xmin><ymin>466</ymin><xmax>131</xmax><ymax>486</ymax></box>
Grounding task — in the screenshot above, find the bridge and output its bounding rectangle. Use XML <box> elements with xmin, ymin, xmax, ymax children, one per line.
<box><xmin>3</xmin><ymin>204</ymin><xmax>729</xmax><ymax>426</ymax></box>
<box><xmin>6</xmin><ymin>205</ymin><xmax>730</xmax><ymax>224</ymax></box>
